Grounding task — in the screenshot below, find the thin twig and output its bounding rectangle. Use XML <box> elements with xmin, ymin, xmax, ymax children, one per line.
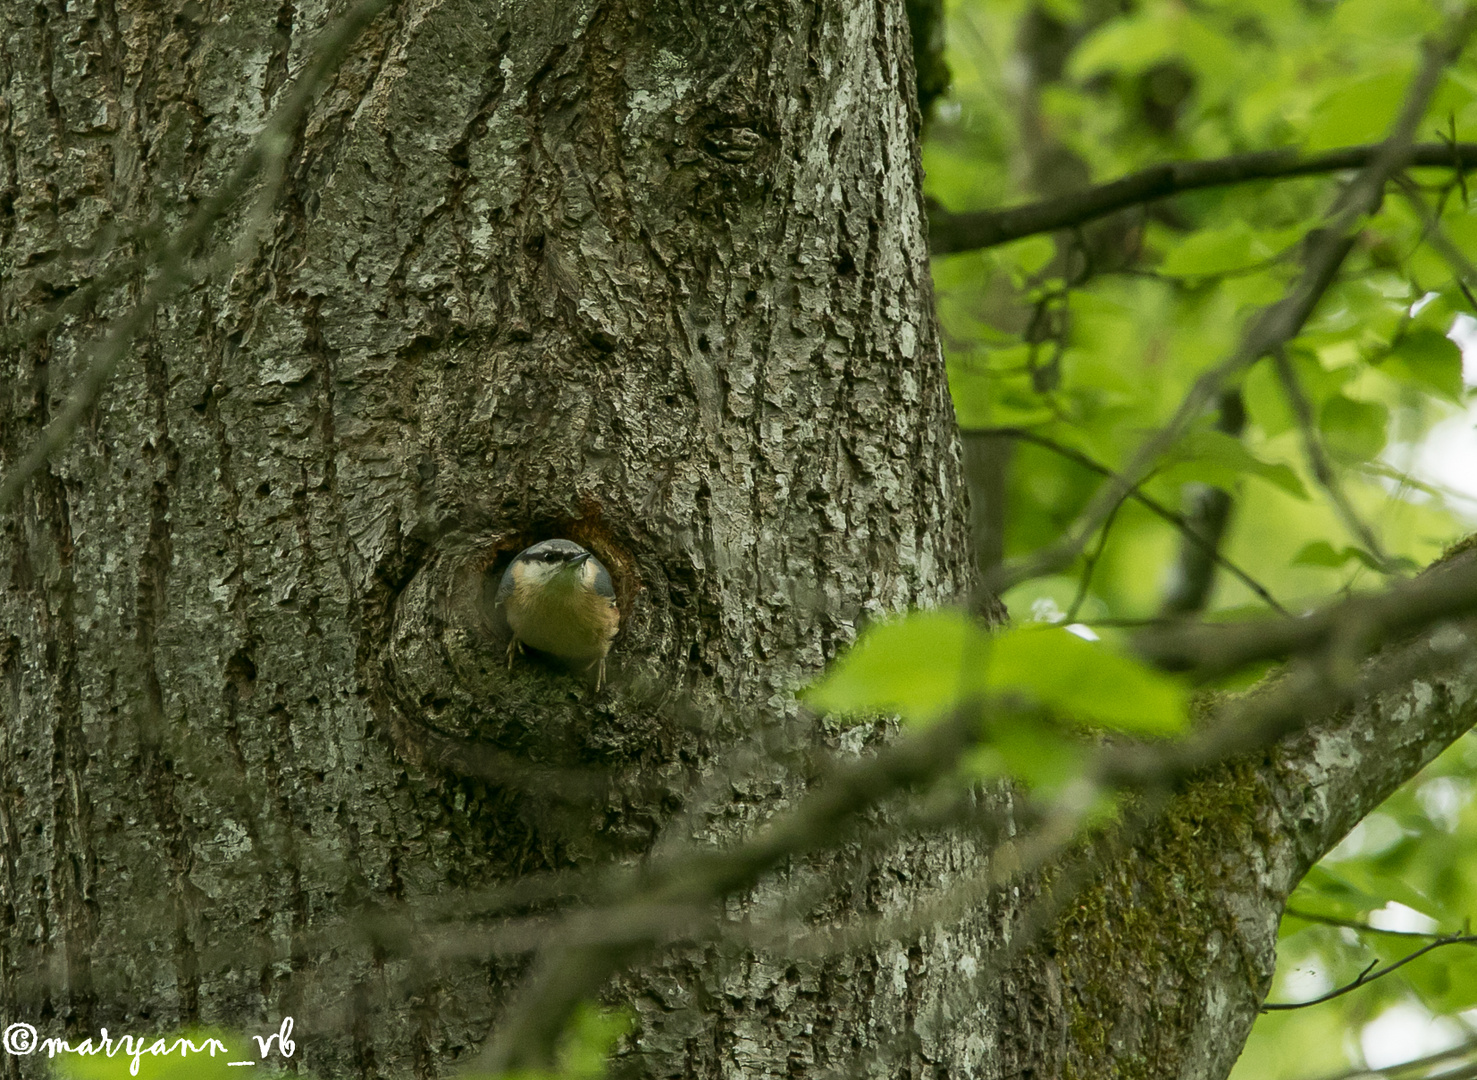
<box><xmin>967</xmin><ymin>426</ymin><xmax>1289</xmax><ymax>614</ymax></box>
<box><xmin>1395</xmin><ymin>173</ymin><xmax>1477</xmax><ymax>288</ymax></box>
<box><xmin>1284</xmin><ymin>907</ymin><xmax>1450</xmax><ymax>939</ymax></box>
<box><xmin>1271</xmin><ymin>349</ymin><xmax>1398</xmax><ymax>573</ymax></box>
<box><xmin>1262</xmin><ymin>934</ymin><xmax>1477</xmax><ymax>1010</ymax></box>
<box><xmin>1066</xmin><ymin>494</ymin><xmax>1126</xmax><ymax>622</ymax></box>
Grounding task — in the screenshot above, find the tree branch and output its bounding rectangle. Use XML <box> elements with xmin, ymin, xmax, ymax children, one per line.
<box><xmin>1262</xmin><ymin>934</ymin><xmax>1477</xmax><ymax>1011</ymax></box>
<box><xmin>929</xmin><ymin>142</ymin><xmax>1477</xmax><ymax>256</ymax></box>
<box><xmin>985</xmin><ymin>11</ymin><xmax>1475</xmax><ymax>598</ymax></box>
<box><xmin>965</xmin><ymin>425</ymin><xmax>1289</xmax><ymax>615</ymax></box>
<box><xmin>1136</xmin><ymin>547</ymin><xmax>1477</xmax><ymax>679</ymax></box>
<box><xmin>472</xmin><ymin>707</ymin><xmax>987</xmax><ymax>1073</ymax></box>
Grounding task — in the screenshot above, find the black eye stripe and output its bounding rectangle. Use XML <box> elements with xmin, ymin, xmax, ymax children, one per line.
<box><xmin>525</xmin><ymin>546</ymin><xmax>589</xmax><ymax>564</ymax></box>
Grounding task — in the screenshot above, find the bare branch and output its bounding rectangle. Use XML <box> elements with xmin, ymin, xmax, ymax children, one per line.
<box><xmin>929</xmin><ymin>142</ymin><xmax>1477</xmax><ymax>256</ymax></box>
<box><xmin>1262</xmin><ymin>934</ymin><xmax>1477</xmax><ymax>1011</ymax></box>
<box><xmin>964</xmin><ymin>425</ymin><xmax>1289</xmax><ymax>614</ymax></box>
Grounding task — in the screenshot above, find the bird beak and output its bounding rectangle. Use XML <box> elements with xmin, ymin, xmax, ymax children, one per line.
<box><xmin>563</xmin><ymin>552</ymin><xmax>592</xmax><ymax>572</ymax></box>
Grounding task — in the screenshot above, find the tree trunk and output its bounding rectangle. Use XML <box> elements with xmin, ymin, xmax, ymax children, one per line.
<box><xmin>3</xmin><ymin>2</ymin><xmax>1475</xmax><ymax>1080</ymax></box>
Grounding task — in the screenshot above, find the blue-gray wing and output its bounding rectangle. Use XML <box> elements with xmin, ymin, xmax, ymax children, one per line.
<box><xmin>590</xmin><ymin>558</ymin><xmax>616</xmax><ymax>602</ymax></box>
<box><xmin>495</xmin><ymin>562</ymin><xmax>517</xmax><ymax>606</ymax></box>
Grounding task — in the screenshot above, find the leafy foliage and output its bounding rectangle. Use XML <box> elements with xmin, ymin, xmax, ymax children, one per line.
<box><xmin>485</xmin><ymin>1008</ymin><xmax>635</xmax><ymax>1080</ymax></box>
<box><xmin>921</xmin><ymin>0</ymin><xmax>1477</xmax><ymax>1073</ymax></box>
<box><xmin>807</xmin><ymin>611</ymin><xmax>1187</xmax><ymax>735</ymax></box>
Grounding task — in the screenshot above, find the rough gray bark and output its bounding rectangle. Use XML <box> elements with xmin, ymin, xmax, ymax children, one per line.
<box><xmin>2</xmin><ymin>2</ymin><xmax>1476</xmax><ymax>1080</ymax></box>
<box><xmin>1</xmin><ymin>0</ymin><xmax>977</xmax><ymax>1074</ymax></box>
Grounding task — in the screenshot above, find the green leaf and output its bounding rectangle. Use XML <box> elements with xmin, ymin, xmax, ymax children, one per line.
<box><xmin>1244</xmin><ymin>350</ymin><xmax>1356</xmax><ymax>439</ymax></box>
<box><xmin>985</xmin><ymin>626</ymin><xmax>1189</xmax><ymax>735</ymax></box>
<box><xmin>1290</xmin><ymin>865</ymin><xmax>1390</xmax><ymax>919</ymax></box>
<box><xmin>806</xmin><ymin>616</ymin><xmax>1187</xmax><ymax>734</ymax></box>
<box><xmin>1289</xmin><ymin>859</ymin><xmax>1440</xmax><ymax>925</ymax></box>
<box><xmin>1410</xmin><ymin>288</ymin><xmax>1462</xmax><ymax>333</ymax></box>
<box><xmin>1318</xmin><ymin>862</ymin><xmax>1440</xmax><ymax>923</ymax></box>
<box><xmin>1292</xmin><ymin>541</ymin><xmax>1382</xmax><ymax>571</ymax></box>
<box><xmin>1383</xmin><ymin>328</ymin><xmax>1465</xmax><ymax>402</ymax></box>
<box><xmin>1329</xmin><ymin>0</ymin><xmax>1441</xmax><ymax>43</ymax></box>
<box><xmin>987</xmin><ymin>720</ymin><xmax>1089</xmax><ymax>791</ymax></box>
<box><xmin>1008</xmin><ymin>235</ymin><xmax>1056</xmax><ymax>278</ymax></box>
<box><xmin>1069</xmin><ymin>13</ymin><xmax>1176</xmax><ymax>79</ymax></box>
<box><xmin>804</xmin><ymin>610</ymin><xmax>988</xmax><ymax>722</ymax></box>
<box><xmin>947</xmin><ymin>361</ymin><xmax>996</xmax><ymax>429</ymax></box>
<box><xmin>1163</xmin><ymin>430</ymin><xmax>1309</xmax><ymax>499</ymax></box>
<box><xmin>1305</xmin><ymin>69</ymin><xmax>1410</xmax><ymax>152</ymax></box>
<box><xmin>1243</xmin><ymin>360</ymin><xmax>1297</xmax><ymax>438</ymax></box>
<box><xmin>1159</xmin><ymin>222</ymin><xmax>1257</xmax><ymax>279</ymax></box>
<box><xmin>1318</xmin><ymin>395</ymin><xmax>1388</xmax><ymax>461</ymax></box>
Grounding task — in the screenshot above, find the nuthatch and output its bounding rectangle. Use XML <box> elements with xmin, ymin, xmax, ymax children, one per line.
<box><xmin>496</xmin><ymin>539</ymin><xmax>619</xmax><ymax>691</ymax></box>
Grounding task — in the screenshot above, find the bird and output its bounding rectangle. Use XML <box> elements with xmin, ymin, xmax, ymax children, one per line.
<box><xmin>496</xmin><ymin>539</ymin><xmax>619</xmax><ymax>691</ymax></box>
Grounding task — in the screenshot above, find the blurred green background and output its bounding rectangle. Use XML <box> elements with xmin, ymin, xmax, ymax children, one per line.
<box><xmin>922</xmin><ymin>0</ymin><xmax>1477</xmax><ymax>1074</ymax></box>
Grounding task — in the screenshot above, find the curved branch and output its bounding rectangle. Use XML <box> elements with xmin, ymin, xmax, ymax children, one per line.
<box><xmin>1283</xmin><ymin>907</ymin><xmax>1449</xmax><ymax>939</ymax></box>
<box><xmin>929</xmin><ymin>142</ymin><xmax>1477</xmax><ymax>256</ymax></box>
<box><xmin>963</xmin><ymin>426</ymin><xmax>1288</xmax><ymax>615</ymax></box>
<box><xmin>1261</xmin><ymin>934</ymin><xmax>1477</xmax><ymax>1011</ymax></box>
